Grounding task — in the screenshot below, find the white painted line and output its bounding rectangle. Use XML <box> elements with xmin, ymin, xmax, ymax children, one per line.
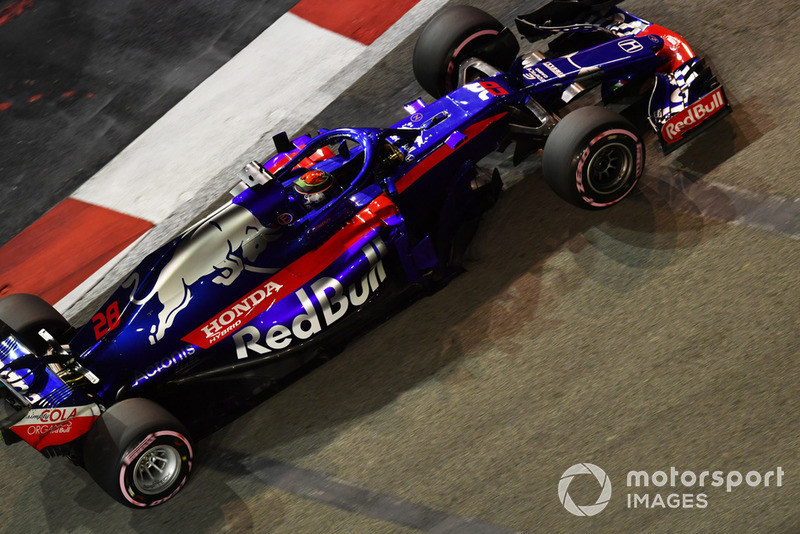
<box><xmin>58</xmin><ymin>0</ymin><xmax>452</xmax><ymax>320</ymax></box>
<box><xmin>72</xmin><ymin>13</ymin><xmax>366</xmax><ymax>223</ymax></box>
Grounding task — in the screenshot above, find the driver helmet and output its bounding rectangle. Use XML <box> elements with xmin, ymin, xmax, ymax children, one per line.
<box><xmin>293</xmin><ymin>169</ymin><xmax>337</xmax><ymax>208</ymax></box>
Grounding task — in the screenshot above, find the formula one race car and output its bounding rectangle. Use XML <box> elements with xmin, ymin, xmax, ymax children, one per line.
<box><xmin>0</xmin><ymin>1</ymin><xmax>728</xmax><ymax>508</ymax></box>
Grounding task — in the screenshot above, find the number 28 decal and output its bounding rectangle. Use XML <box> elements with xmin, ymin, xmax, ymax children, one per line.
<box><xmin>92</xmin><ymin>301</ymin><xmax>121</xmax><ymax>340</ymax></box>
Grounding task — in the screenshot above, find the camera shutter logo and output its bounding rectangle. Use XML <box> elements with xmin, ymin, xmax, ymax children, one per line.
<box><xmin>558</xmin><ymin>463</ymin><xmax>612</xmax><ymax>516</ymax></box>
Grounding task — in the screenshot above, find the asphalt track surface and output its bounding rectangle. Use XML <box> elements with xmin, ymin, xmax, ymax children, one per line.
<box><xmin>0</xmin><ymin>0</ymin><xmax>298</xmax><ymax>247</ymax></box>
<box><xmin>1</xmin><ymin>1</ymin><xmax>799</xmax><ymax>533</ymax></box>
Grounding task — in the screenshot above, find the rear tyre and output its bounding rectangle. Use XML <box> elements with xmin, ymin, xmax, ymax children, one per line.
<box><xmin>413</xmin><ymin>6</ymin><xmax>518</xmax><ymax>98</ymax></box>
<box><xmin>83</xmin><ymin>398</ymin><xmax>194</xmax><ymax>508</ymax></box>
<box><xmin>542</xmin><ymin>106</ymin><xmax>644</xmax><ymax>209</ymax></box>
<box><xmin>0</xmin><ymin>293</ymin><xmax>71</xmax><ymax>352</ymax></box>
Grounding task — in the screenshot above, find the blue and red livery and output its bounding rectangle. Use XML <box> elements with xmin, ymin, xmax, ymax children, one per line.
<box><xmin>0</xmin><ymin>0</ymin><xmax>728</xmax><ymax>507</ymax></box>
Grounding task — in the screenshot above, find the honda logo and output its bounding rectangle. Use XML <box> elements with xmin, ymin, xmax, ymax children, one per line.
<box><xmin>618</xmin><ymin>39</ymin><xmax>643</xmax><ymax>54</ymax></box>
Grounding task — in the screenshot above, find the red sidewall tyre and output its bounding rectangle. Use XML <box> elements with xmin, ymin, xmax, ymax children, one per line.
<box><xmin>543</xmin><ymin>107</ymin><xmax>645</xmax><ymax>209</ymax></box>
<box><xmin>117</xmin><ymin>429</ymin><xmax>193</xmax><ymax>508</ymax></box>
<box><xmin>83</xmin><ymin>398</ymin><xmax>194</xmax><ymax>508</ymax></box>
<box><xmin>412</xmin><ymin>6</ymin><xmax>516</xmax><ymax>98</ymax></box>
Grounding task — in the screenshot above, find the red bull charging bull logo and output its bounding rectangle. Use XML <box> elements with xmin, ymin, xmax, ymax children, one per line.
<box><xmin>122</xmin><ymin>203</ymin><xmax>281</xmax><ymax>345</ymax></box>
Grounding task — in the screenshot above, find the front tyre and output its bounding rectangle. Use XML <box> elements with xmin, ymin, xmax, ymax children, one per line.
<box><xmin>412</xmin><ymin>6</ymin><xmax>518</xmax><ymax>99</ymax></box>
<box><xmin>542</xmin><ymin>107</ymin><xmax>644</xmax><ymax>209</ymax></box>
<box><xmin>83</xmin><ymin>398</ymin><xmax>194</xmax><ymax>508</ymax></box>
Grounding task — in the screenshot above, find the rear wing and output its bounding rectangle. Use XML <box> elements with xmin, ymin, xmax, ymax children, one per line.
<box><xmin>0</xmin><ymin>322</ymin><xmax>100</xmax><ymax>453</ymax></box>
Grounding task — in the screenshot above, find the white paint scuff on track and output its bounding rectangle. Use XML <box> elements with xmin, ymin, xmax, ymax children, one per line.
<box><xmin>646</xmin><ymin>169</ymin><xmax>800</xmax><ymax>241</ymax></box>
<box><xmin>230</xmin><ymin>454</ymin><xmax>523</xmax><ymax>534</ymax></box>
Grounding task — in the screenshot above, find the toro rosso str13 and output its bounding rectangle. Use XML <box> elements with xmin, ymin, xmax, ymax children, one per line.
<box><xmin>0</xmin><ymin>0</ymin><xmax>728</xmax><ymax>507</ymax></box>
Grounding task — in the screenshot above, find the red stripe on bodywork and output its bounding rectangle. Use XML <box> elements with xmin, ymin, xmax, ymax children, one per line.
<box><xmin>395</xmin><ymin>112</ymin><xmax>508</xmax><ymax>194</ymax></box>
<box><xmin>290</xmin><ymin>0</ymin><xmax>421</xmax><ymax>45</ymax></box>
<box><xmin>182</xmin><ymin>194</ymin><xmax>399</xmax><ymax>349</ymax></box>
<box><xmin>0</xmin><ymin>198</ymin><xmax>153</xmax><ymax>304</ymax></box>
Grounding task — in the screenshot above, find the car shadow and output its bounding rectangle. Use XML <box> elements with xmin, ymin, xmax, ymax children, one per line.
<box><xmin>182</xmin><ymin>150</ymin><xmax>733</xmax><ymax>511</ymax></box>
<box><xmin>22</xmin><ymin>142</ymin><xmax>743</xmax><ymax>531</ymax></box>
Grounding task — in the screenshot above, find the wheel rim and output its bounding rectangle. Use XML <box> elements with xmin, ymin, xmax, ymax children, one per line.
<box><xmin>586</xmin><ymin>142</ymin><xmax>633</xmax><ymax>195</ymax></box>
<box><xmin>133</xmin><ymin>444</ymin><xmax>182</xmax><ymax>495</ymax></box>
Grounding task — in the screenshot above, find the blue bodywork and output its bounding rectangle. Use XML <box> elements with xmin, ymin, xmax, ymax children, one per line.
<box><xmin>1</xmin><ymin>1</ymin><xmax>728</xmax><ymax>456</ymax></box>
